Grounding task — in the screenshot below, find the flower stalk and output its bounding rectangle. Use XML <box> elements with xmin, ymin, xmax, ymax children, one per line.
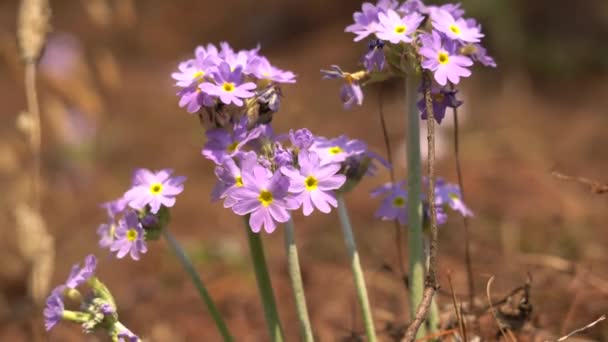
<box><xmin>161</xmin><ymin>228</ymin><xmax>234</xmax><ymax>342</ymax></box>
<box><xmin>405</xmin><ymin>73</ymin><xmax>426</xmax><ymax>339</ymax></box>
<box><xmin>284</xmin><ymin>218</ymin><xmax>314</xmax><ymax>342</ymax></box>
<box><xmin>245</xmin><ymin>219</ymin><xmax>285</xmax><ymax>342</ymax></box>
<box><xmin>336</xmin><ymin>195</ymin><xmax>377</xmax><ymax>342</ymax></box>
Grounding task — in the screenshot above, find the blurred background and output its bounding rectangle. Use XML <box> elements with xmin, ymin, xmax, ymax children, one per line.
<box><xmin>1</xmin><ymin>0</ymin><xmax>608</xmax><ymax>340</ymax></box>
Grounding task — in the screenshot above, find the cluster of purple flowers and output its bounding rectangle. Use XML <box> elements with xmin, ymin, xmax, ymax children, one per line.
<box><xmin>44</xmin><ymin>255</ymin><xmax>140</xmax><ymax>341</ymax></box>
<box><xmin>172</xmin><ymin>42</ymin><xmax>295</xmax><ymax>117</ymax></box>
<box><xmin>324</xmin><ymin>0</ymin><xmax>496</xmax><ymax>122</ymax></box>
<box><xmin>371</xmin><ymin>177</ymin><xmax>472</xmax><ymax>226</ymax></box>
<box><xmin>204</xmin><ymin>119</ymin><xmax>385</xmax><ymax>233</ymax></box>
<box><xmin>97</xmin><ymin>168</ymin><xmax>186</xmax><ymax>260</ymax></box>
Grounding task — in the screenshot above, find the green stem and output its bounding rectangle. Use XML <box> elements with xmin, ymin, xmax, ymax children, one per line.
<box><xmin>406</xmin><ymin>74</ymin><xmax>426</xmax><ymax>339</ymax></box>
<box><xmin>162</xmin><ymin>229</ymin><xmax>234</xmax><ymax>342</ymax></box>
<box><xmin>244</xmin><ymin>219</ymin><xmax>285</xmax><ymax>342</ymax></box>
<box><xmin>284</xmin><ymin>218</ymin><xmax>314</xmax><ymax>342</ymax></box>
<box><xmin>62</xmin><ymin>310</ymin><xmax>93</xmax><ymax>324</ymax></box>
<box><xmin>336</xmin><ymin>195</ymin><xmax>377</xmax><ymax>342</ymax></box>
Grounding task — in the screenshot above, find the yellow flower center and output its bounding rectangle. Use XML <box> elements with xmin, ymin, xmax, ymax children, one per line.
<box><xmin>222</xmin><ymin>82</ymin><xmax>235</xmax><ymax>92</ymax></box>
<box><xmin>392</xmin><ymin>196</ymin><xmax>406</xmax><ymax>207</ymax></box>
<box><xmin>227</xmin><ymin>141</ymin><xmax>239</xmax><ymax>153</ymax></box>
<box><xmin>304</xmin><ymin>176</ymin><xmax>318</xmax><ymax>191</ymax></box>
<box><xmin>258</xmin><ymin>190</ymin><xmax>273</xmax><ymax>207</ymax></box>
<box><xmin>235</xmin><ymin>176</ymin><xmax>244</xmax><ymax>187</ymax></box>
<box><xmin>127</xmin><ymin>228</ymin><xmax>138</xmax><ymax>242</ymax></box>
<box><xmin>449</xmin><ymin>24</ymin><xmax>461</xmax><ymax>35</ymax></box>
<box><xmin>329</xmin><ymin>146</ymin><xmax>343</xmax><ymax>155</ymax></box>
<box><xmin>394</xmin><ymin>25</ymin><xmax>407</xmax><ymax>34</ymax></box>
<box><xmin>150</xmin><ymin>183</ymin><xmax>163</xmax><ymax>195</ymax></box>
<box><xmin>433</xmin><ymin>93</ymin><xmax>445</xmax><ymax>103</ymax></box>
<box><xmin>193</xmin><ymin>70</ymin><xmax>205</xmax><ymax>79</ymax></box>
<box><xmin>438</xmin><ymin>52</ymin><xmax>449</xmax><ymax>65</ymax></box>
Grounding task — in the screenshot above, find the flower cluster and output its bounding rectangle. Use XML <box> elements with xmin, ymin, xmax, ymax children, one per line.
<box><xmin>97</xmin><ymin>168</ymin><xmax>186</xmax><ymax>260</ymax></box>
<box><xmin>206</xmin><ymin>121</ymin><xmax>385</xmax><ymax>233</ymax></box>
<box><xmin>323</xmin><ymin>0</ymin><xmax>495</xmax><ymax>122</ymax></box>
<box><xmin>172</xmin><ymin>42</ymin><xmax>295</xmax><ymax>128</ymax></box>
<box><xmin>44</xmin><ymin>255</ymin><xmax>140</xmax><ymax>341</ymax></box>
<box><xmin>371</xmin><ymin>177</ymin><xmax>472</xmax><ymax>226</ymax></box>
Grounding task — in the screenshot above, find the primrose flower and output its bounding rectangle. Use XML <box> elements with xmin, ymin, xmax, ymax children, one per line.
<box><xmin>435</xmin><ymin>179</ymin><xmax>473</xmax><ymax>217</ymax></box>
<box><xmin>230</xmin><ymin>165</ymin><xmax>298</xmax><ymax>233</ymax></box>
<box><xmin>44</xmin><ymin>294</ymin><xmax>64</xmax><ymax>331</ymax></box>
<box><xmin>117</xmin><ymin>328</ymin><xmax>141</xmax><ymax>342</ymax></box>
<box><xmin>110</xmin><ymin>211</ymin><xmax>147</xmax><ymax>260</ymax></box>
<box><xmin>211</xmin><ymin>152</ymin><xmax>258</xmax><ymax>207</ymax></box>
<box><xmin>310</xmin><ymin>135</ymin><xmax>367</xmax><ymax>166</ymax></box>
<box><xmin>65</xmin><ymin>254</ymin><xmax>97</xmax><ymax>289</ymax></box>
<box><xmin>289</xmin><ymin>128</ymin><xmax>314</xmax><ymax>150</ymax></box>
<box><xmin>199</xmin><ymin>62</ymin><xmax>256</xmax><ymax>106</ymax></box>
<box><xmin>420</xmin><ymin>31</ymin><xmax>473</xmax><ymax>86</ymax></box>
<box><xmin>431</xmin><ymin>9</ymin><xmax>483</xmax><ymax>43</ymax></box>
<box><xmin>375</xmin><ymin>9</ymin><xmax>423</xmax><ymax>44</ymax></box>
<box><xmin>123</xmin><ymin>169</ymin><xmax>186</xmax><ymax>214</ymax></box>
<box><xmin>250</xmin><ymin>56</ymin><xmax>296</xmax><ymax>84</ymax></box>
<box><xmin>321</xmin><ymin>65</ymin><xmax>365</xmax><ymax>109</ymax></box>
<box><xmin>364</xmin><ymin>39</ymin><xmax>386</xmax><ymax>72</ymax></box>
<box><xmin>202</xmin><ymin>117</ymin><xmax>266</xmax><ymax>164</ymax></box>
<box><xmin>371</xmin><ymin>181</ymin><xmax>408</xmax><ymax>225</ymax></box>
<box><xmin>171</xmin><ymin>58</ymin><xmax>213</xmax><ymax>88</ymax></box>
<box><xmin>345</xmin><ymin>3</ymin><xmax>383</xmax><ymax>42</ymax></box>
<box><xmin>281</xmin><ymin>150</ymin><xmax>346</xmax><ymax>216</ymax></box>
<box><xmin>417</xmin><ymin>85</ymin><xmax>462</xmax><ymax>123</ymax></box>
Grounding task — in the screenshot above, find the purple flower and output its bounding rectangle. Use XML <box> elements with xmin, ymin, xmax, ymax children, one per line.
<box><xmin>345</xmin><ymin>3</ymin><xmax>383</xmax><ymax>42</ymax></box>
<box><xmin>97</xmin><ymin>222</ymin><xmax>116</xmax><ymax>248</ymax></box>
<box><xmin>310</xmin><ymin>135</ymin><xmax>367</xmax><ymax>166</ymax></box>
<box><xmin>230</xmin><ymin>165</ymin><xmax>298</xmax><ymax>233</ymax></box>
<box><xmin>199</xmin><ymin>62</ymin><xmax>256</xmax><ymax>106</ymax></box>
<box><xmin>398</xmin><ymin>0</ymin><xmax>427</xmax><ymax>14</ymax></box>
<box><xmin>371</xmin><ymin>182</ymin><xmax>408</xmax><ymax>225</ymax></box>
<box><xmin>364</xmin><ymin>40</ymin><xmax>386</xmax><ymax>72</ymax></box>
<box><xmin>417</xmin><ymin>85</ymin><xmax>463</xmax><ymax>123</ymax></box>
<box><xmin>435</xmin><ymin>180</ymin><xmax>473</xmax><ymax>217</ymax></box>
<box><xmin>44</xmin><ymin>294</ymin><xmax>64</xmax><ymax>331</ymax></box>
<box><xmin>110</xmin><ymin>211</ymin><xmax>147</xmax><ymax>260</ymax></box>
<box><xmin>289</xmin><ymin>128</ymin><xmax>314</xmax><ymax>150</ymax></box>
<box><xmin>176</xmin><ymin>85</ymin><xmax>215</xmax><ymax>114</ymax></box>
<box><xmin>65</xmin><ymin>254</ymin><xmax>97</xmax><ymax>289</ymax></box>
<box><xmin>469</xmin><ymin>43</ymin><xmax>496</xmax><ymax>68</ymax></box>
<box><xmin>420</xmin><ymin>31</ymin><xmax>473</xmax><ymax>86</ymax></box>
<box><xmin>202</xmin><ymin>117</ymin><xmax>266</xmax><ymax>164</ymax></box>
<box><xmin>117</xmin><ymin>327</ymin><xmax>141</xmax><ymax>342</ymax></box>
<box><xmin>281</xmin><ymin>151</ymin><xmax>346</xmax><ymax>216</ymax></box>
<box><xmin>431</xmin><ymin>9</ymin><xmax>483</xmax><ymax>43</ymax></box>
<box><xmin>211</xmin><ymin>152</ymin><xmax>258</xmax><ymax>207</ymax></box>
<box><xmin>171</xmin><ymin>59</ymin><xmax>213</xmax><ymax>88</ymax></box>
<box><xmin>102</xmin><ymin>197</ymin><xmax>128</xmax><ymax>219</ymax></box>
<box><xmin>250</xmin><ymin>57</ymin><xmax>296</xmax><ymax>83</ymax></box>
<box><xmin>375</xmin><ymin>9</ymin><xmax>423</xmax><ymax>44</ymax></box>
<box><xmin>340</xmin><ymin>82</ymin><xmax>364</xmax><ymax>109</ymax></box>
<box><xmin>123</xmin><ymin>169</ymin><xmax>186</xmax><ymax>214</ymax></box>
<box><xmin>273</xmin><ymin>143</ymin><xmax>294</xmax><ymax>168</ymax></box>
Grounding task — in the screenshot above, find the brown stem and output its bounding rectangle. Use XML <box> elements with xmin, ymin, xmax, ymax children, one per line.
<box><xmin>402</xmin><ymin>72</ymin><xmax>439</xmax><ymax>342</ymax></box>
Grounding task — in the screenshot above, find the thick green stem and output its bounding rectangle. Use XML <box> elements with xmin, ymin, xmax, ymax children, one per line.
<box><xmin>162</xmin><ymin>229</ymin><xmax>234</xmax><ymax>342</ymax></box>
<box><xmin>406</xmin><ymin>74</ymin><xmax>426</xmax><ymax>339</ymax></box>
<box><xmin>284</xmin><ymin>218</ymin><xmax>314</xmax><ymax>342</ymax></box>
<box><xmin>244</xmin><ymin>220</ymin><xmax>285</xmax><ymax>342</ymax></box>
<box><xmin>336</xmin><ymin>195</ymin><xmax>377</xmax><ymax>342</ymax></box>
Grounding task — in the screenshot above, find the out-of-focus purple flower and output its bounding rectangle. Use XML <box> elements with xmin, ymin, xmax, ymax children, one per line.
<box><xmin>431</xmin><ymin>9</ymin><xmax>483</xmax><ymax>43</ymax></box>
<box><xmin>398</xmin><ymin>0</ymin><xmax>427</xmax><ymax>14</ymax></box>
<box><xmin>420</xmin><ymin>31</ymin><xmax>473</xmax><ymax>86</ymax></box>
<box><xmin>171</xmin><ymin>58</ymin><xmax>214</xmax><ymax>88</ymax></box>
<box><xmin>97</xmin><ymin>222</ymin><xmax>116</xmax><ymax>248</ymax></box>
<box><xmin>117</xmin><ymin>327</ymin><xmax>141</xmax><ymax>342</ymax></box>
<box><xmin>110</xmin><ymin>211</ymin><xmax>147</xmax><ymax>260</ymax></box>
<box><xmin>468</xmin><ymin>43</ymin><xmax>496</xmax><ymax>68</ymax></box>
<box><xmin>427</xmin><ymin>3</ymin><xmax>465</xmax><ymax>19</ymax></box>
<box><xmin>289</xmin><ymin>128</ymin><xmax>314</xmax><ymax>150</ymax></box>
<box><xmin>211</xmin><ymin>152</ymin><xmax>258</xmax><ymax>207</ymax></box>
<box><xmin>281</xmin><ymin>151</ymin><xmax>346</xmax><ymax>216</ymax></box>
<box><xmin>370</xmin><ymin>181</ymin><xmax>408</xmax><ymax>225</ymax></box>
<box><xmin>230</xmin><ymin>165</ymin><xmax>298</xmax><ymax>233</ymax></box>
<box><xmin>199</xmin><ymin>62</ymin><xmax>256</xmax><ymax>106</ymax></box>
<box><xmin>177</xmin><ymin>85</ymin><xmax>215</xmax><ymax>114</ymax></box>
<box><xmin>102</xmin><ymin>197</ymin><xmax>128</xmax><ymax>219</ymax></box>
<box><xmin>417</xmin><ymin>85</ymin><xmax>463</xmax><ymax>123</ymax></box>
<box><xmin>123</xmin><ymin>169</ymin><xmax>186</xmax><ymax>214</ymax></box>
<box><xmin>375</xmin><ymin>9</ymin><xmax>423</xmax><ymax>44</ymax></box>
<box><xmin>310</xmin><ymin>135</ymin><xmax>367</xmax><ymax>166</ymax></box>
<box><xmin>273</xmin><ymin>143</ymin><xmax>294</xmax><ymax>168</ymax></box>
<box><xmin>435</xmin><ymin>179</ymin><xmax>473</xmax><ymax>217</ymax></box>
<box><xmin>65</xmin><ymin>254</ymin><xmax>97</xmax><ymax>289</ymax></box>
<box><xmin>364</xmin><ymin>39</ymin><xmax>386</xmax><ymax>72</ymax></box>
<box><xmin>250</xmin><ymin>57</ymin><xmax>296</xmax><ymax>84</ymax></box>
<box><xmin>345</xmin><ymin>3</ymin><xmax>383</xmax><ymax>42</ymax></box>
<box><xmin>339</xmin><ymin>82</ymin><xmax>364</xmax><ymax>109</ymax></box>
<box><xmin>202</xmin><ymin>117</ymin><xmax>266</xmax><ymax>164</ymax></box>
<box><xmin>44</xmin><ymin>294</ymin><xmax>64</xmax><ymax>331</ymax></box>
<box><xmin>39</xmin><ymin>33</ymin><xmax>81</xmax><ymax>78</ymax></box>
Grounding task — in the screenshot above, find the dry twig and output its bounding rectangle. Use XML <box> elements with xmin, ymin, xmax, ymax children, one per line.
<box><xmin>551</xmin><ymin>170</ymin><xmax>608</xmax><ymax>195</ymax></box>
<box><xmin>448</xmin><ymin>272</ymin><xmax>468</xmax><ymax>341</ymax></box>
<box><xmin>555</xmin><ymin>315</ymin><xmax>606</xmax><ymax>341</ymax></box>
<box><xmin>486</xmin><ymin>276</ymin><xmax>516</xmax><ymax>342</ymax></box>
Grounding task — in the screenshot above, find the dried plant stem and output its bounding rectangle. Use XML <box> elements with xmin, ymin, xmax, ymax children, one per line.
<box><xmin>284</xmin><ymin>218</ymin><xmax>314</xmax><ymax>342</ymax></box>
<box><xmin>336</xmin><ymin>195</ymin><xmax>377</xmax><ymax>342</ymax></box>
<box><xmin>403</xmin><ymin>73</ymin><xmax>439</xmax><ymax>341</ymax></box>
<box><xmin>485</xmin><ymin>276</ymin><xmax>514</xmax><ymax>342</ymax></box>
<box><xmin>24</xmin><ymin>63</ymin><xmax>41</xmax><ymax>208</ymax></box>
<box><xmin>557</xmin><ymin>315</ymin><xmax>606</xmax><ymax>341</ymax></box>
<box><xmin>453</xmin><ymin>107</ymin><xmax>475</xmax><ymax>308</ymax></box>
<box><xmin>405</xmin><ymin>74</ymin><xmax>426</xmax><ymax>340</ymax></box>
<box><xmin>161</xmin><ymin>229</ymin><xmax>234</xmax><ymax>342</ymax></box>
<box><xmin>244</xmin><ymin>220</ymin><xmax>285</xmax><ymax>342</ymax></box>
